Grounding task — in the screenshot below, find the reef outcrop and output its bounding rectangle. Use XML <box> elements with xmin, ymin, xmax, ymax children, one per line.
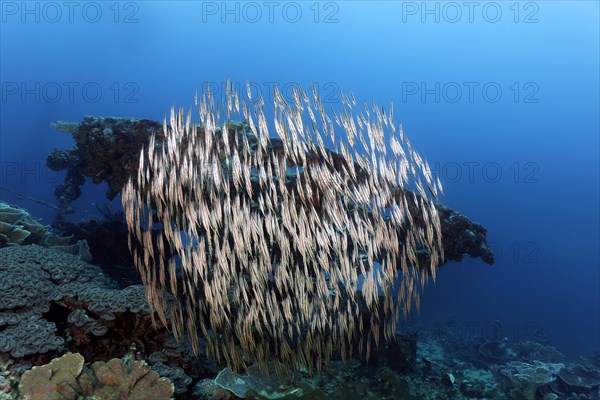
<box><xmin>46</xmin><ymin>117</ymin><xmax>494</xmax><ymax>266</ymax></box>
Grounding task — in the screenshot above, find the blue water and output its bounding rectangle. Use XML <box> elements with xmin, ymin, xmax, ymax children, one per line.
<box><xmin>1</xmin><ymin>1</ymin><xmax>598</xmax><ymax>359</ymax></box>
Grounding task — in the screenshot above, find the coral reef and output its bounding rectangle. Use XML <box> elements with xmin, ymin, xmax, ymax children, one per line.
<box><xmin>18</xmin><ymin>353</ymin><xmax>85</xmax><ymax>399</ymax></box>
<box><xmin>0</xmin><ymin>252</ymin><xmax>597</xmax><ymax>400</ymax></box>
<box><xmin>0</xmin><ymin>201</ymin><xmax>91</xmax><ymax>261</ymax></box>
<box><xmin>0</xmin><ymin>201</ymin><xmax>44</xmax><ymax>246</ymax></box>
<box><xmin>0</xmin><ymin>244</ymin><xmax>215</xmax><ymax>396</ymax></box>
<box><xmin>550</xmin><ymin>364</ymin><xmax>600</xmax><ymax>397</ymax></box>
<box><xmin>496</xmin><ymin>361</ymin><xmax>564</xmax><ymax>400</ymax></box>
<box><xmin>47</xmin><ymin>116</ymin><xmax>163</xmax><ymax>223</ymax></box>
<box><xmin>0</xmin><ymin>244</ymin><xmax>110</xmax><ymax>359</ymax></box>
<box><xmin>50</xmin><ymin>120</ymin><xmax>79</xmax><ymax>135</ymax></box>
<box><xmin>55</xmin><ymin>210</ymin><xmax>139</xmax><ymax>286</ymax></box>
<box><xmin>147</xmin><ymin>335</ymin><xmax>216</xmax><ymax>393</ymax></box>
<box><xmin>150</xmin><ymin>362</ymin><xmax>193</xmax><ymax>394</ymax></box>
<box><xmin>5</xmin><ymin>147</ymin><xmax>596</xmax><ymax>400</ymax></box>
<box><xmin>477</xmin><ymin>337</ymin><xmax>515</xmax><ymax>365</ymax></box>
<box><xmin>0</xmin><ymin>245</ymin><xmax>151</xmax><ymax>361</ymax></box>
<box><xmin>517</xmin><ymin>341</ymin><xmax>565</xmax><ymax>364</ymax></box>
<box><xmin>0</xmin><ymin>87</ymin><xmax>587</xmax><ymax>400</ymax></box>
<box><xmin>18</xmin><ymin>352</ymin><xmax>174</xmax><ymax>399</ymax></box>
<box><xmin>46</xmin><ymin>117</ymin><xmax>493</xmax><ymax>267</ymax></box>
<box><xmin>193</xmin><ymin>379</ymin><xmax>237</xmax><ymax>400</ymax></box>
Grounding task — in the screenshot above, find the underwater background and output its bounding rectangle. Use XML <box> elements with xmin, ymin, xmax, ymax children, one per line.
<box><xmin>0</xmin><ymin>1</ymin><xmax>598</xmax><ymax>399</ymax></box>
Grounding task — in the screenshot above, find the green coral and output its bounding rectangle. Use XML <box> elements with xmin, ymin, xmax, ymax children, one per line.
<box><xmin>18</xmin><ymin>353</ymin><xmax>174</xmax><ymax>400</ymax></box>
<box><xmin>50</xmin><ymin>120</ymin><xmax>79</xmax><ymax>135</ymax></box>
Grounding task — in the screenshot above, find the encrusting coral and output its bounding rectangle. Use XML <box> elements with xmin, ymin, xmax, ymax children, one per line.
<box><xmin>18</xmin><ymin>352</ymin><xmax>174</xmax><ymax>399</ymax></box>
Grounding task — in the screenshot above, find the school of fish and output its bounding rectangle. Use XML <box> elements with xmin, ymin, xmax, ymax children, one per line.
<box><xmin>122</xmin><ymin>81</ymin><xmax>444</xmax><ymax>373</ymax></box>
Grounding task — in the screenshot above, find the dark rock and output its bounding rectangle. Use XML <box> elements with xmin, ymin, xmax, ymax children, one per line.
<box><xmin>380</xmin><ymin>334</ymin><xmax>418</xmax><ymax>373</ymax></box>
<box><xmin>479</xmin><ymin>339</ymin><xmax>512</xmax><ymax>364</ymax></box>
